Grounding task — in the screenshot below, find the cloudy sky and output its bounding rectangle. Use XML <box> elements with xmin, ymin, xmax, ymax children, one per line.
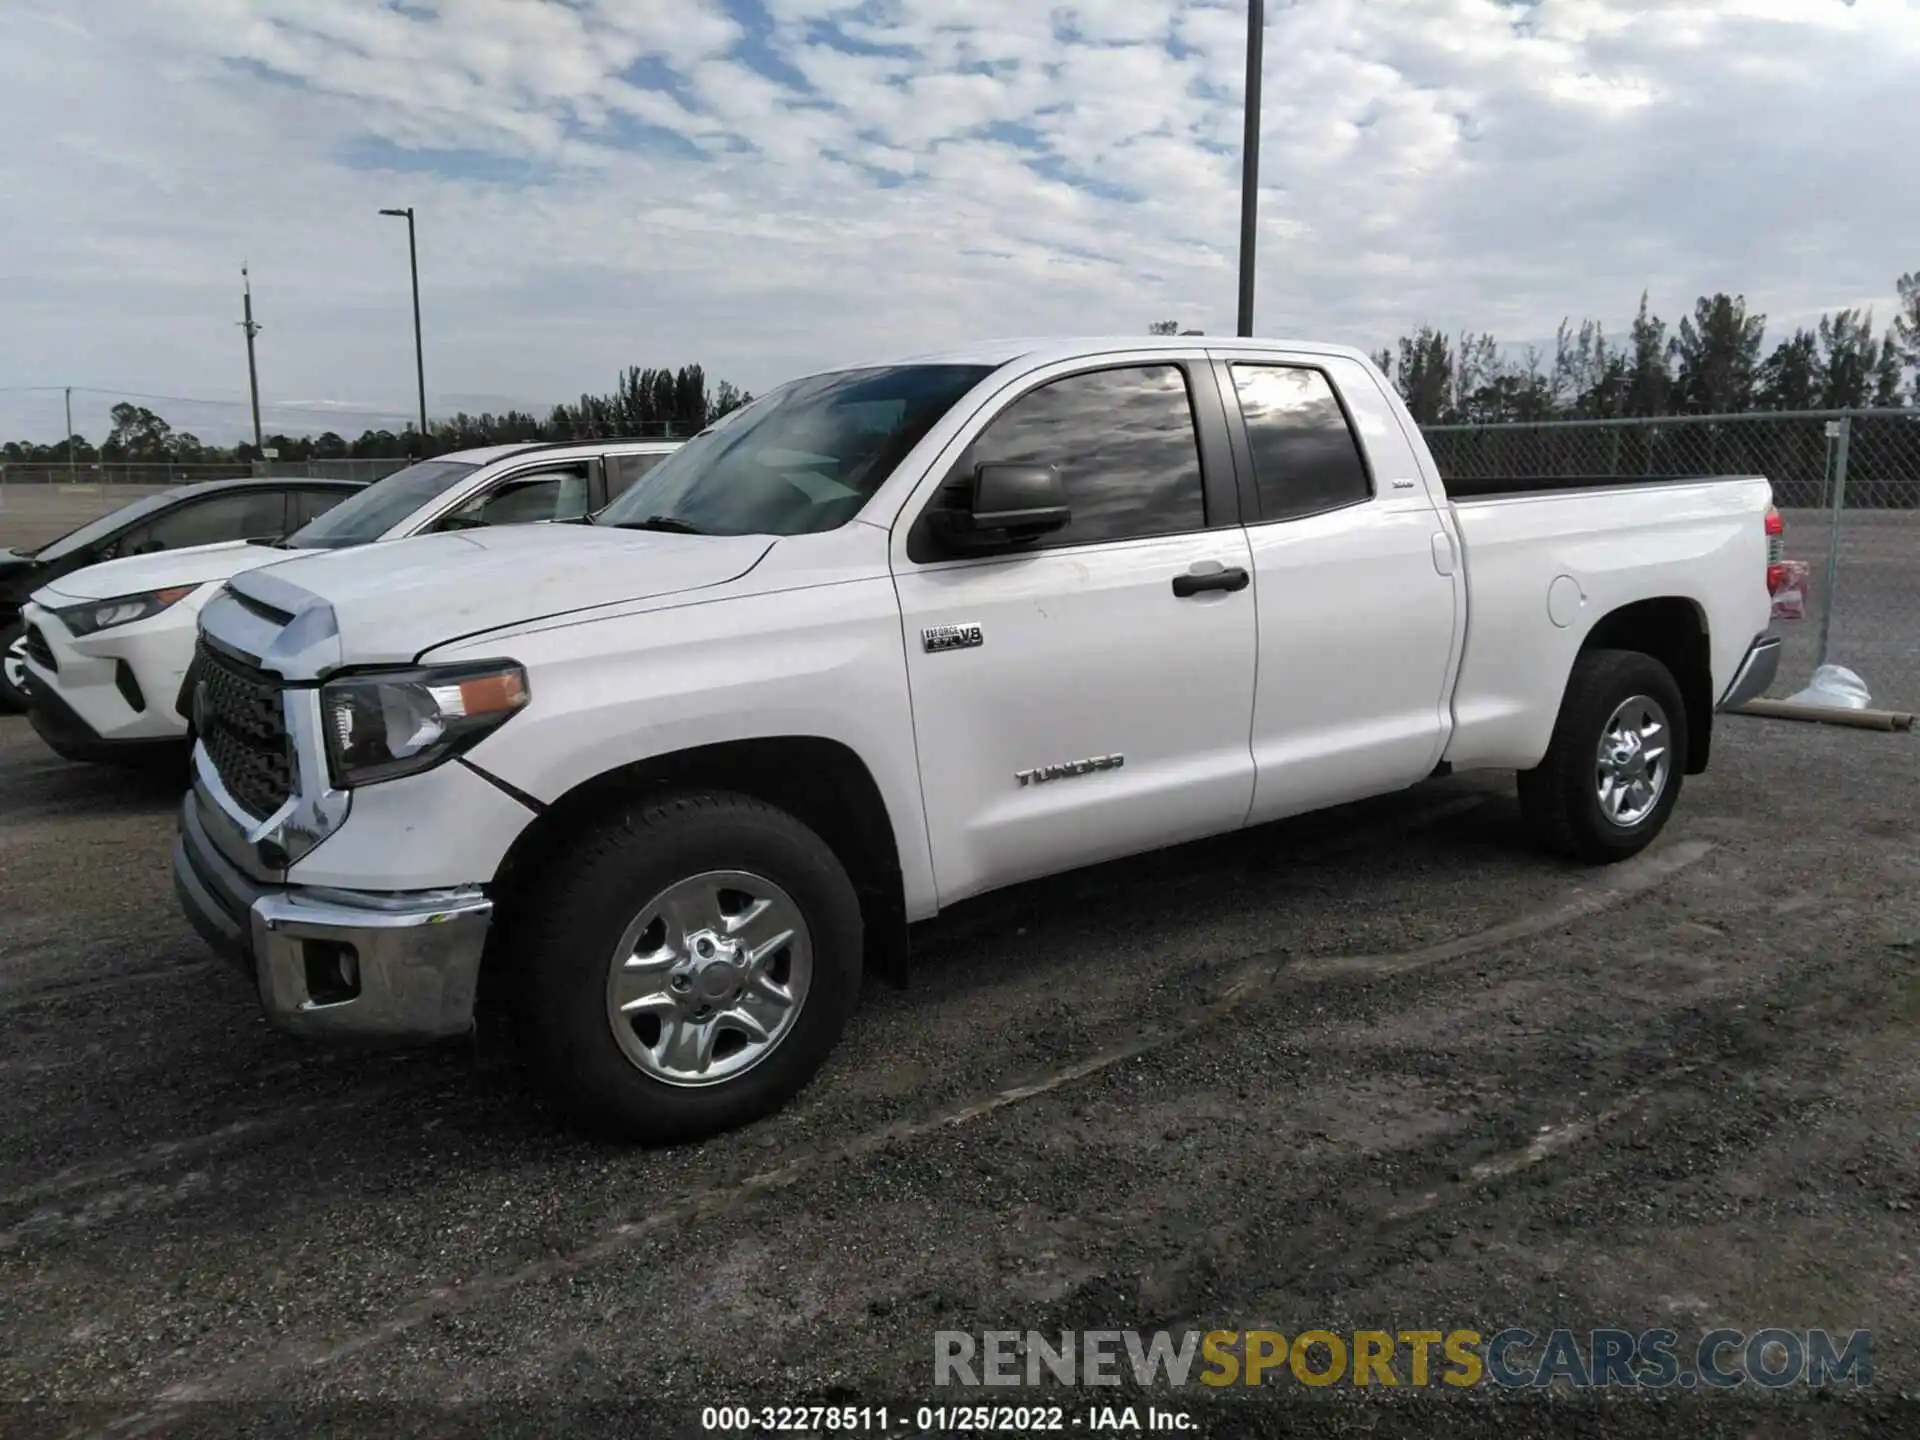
<box><xmin>3</xmin><ymin>0</ymin><xmax>1917</xmax><ymax>445</ymax></box>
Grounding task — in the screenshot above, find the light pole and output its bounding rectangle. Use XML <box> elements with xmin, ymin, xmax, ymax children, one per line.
<box><xmin>240</xmin><ymin>263</ymin><xmax>264</xmax><ymax>457</ymax></box>
<box><xmin>378</xmin><ymin>207</ymin><xmax>428</xmax><ymax>449</ymax></box>
<box><xmin>1236</xmin><ymin>0</ymin><xmax>1264</xmax><ymax>338</ymax></box>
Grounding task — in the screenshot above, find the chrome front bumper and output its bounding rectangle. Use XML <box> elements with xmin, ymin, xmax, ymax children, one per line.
<box><xmin>1717</xmin><ymin>634</ymin><xmax>1783</xmax><ymax>712</ymax></box>
<box><xmin>172</xmin><ymin>789</ymin><xmax>492</xmax><ymax>1041</ymax></box>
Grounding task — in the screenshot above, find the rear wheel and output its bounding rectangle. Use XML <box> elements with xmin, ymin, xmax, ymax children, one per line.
<box><xmin>508</xmin><ymin>790</ymin><xmax>864</xmax><ymax>1143</ymax></box>
<box><xmin>0</xmin><ymin>620</ymin><xmax>29</xmax><ymax>713</ymax></box>
<box><xmin>1517</xmin><ymin>648</ymin><xmax>1688</xmax><ymax>864</ymax></box>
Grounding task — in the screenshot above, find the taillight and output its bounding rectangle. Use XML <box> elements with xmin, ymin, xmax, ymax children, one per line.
<box><xmin>1764</xmin><ymin>504</ymin><xmax>1784</xmax><ymax>582</ymax></box>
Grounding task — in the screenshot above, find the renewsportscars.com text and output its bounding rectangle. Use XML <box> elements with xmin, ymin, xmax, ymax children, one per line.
<box><xmin>934</xmin><ymin>1327</ymin><xmax>1873</xmax><ymax>1390</ymax></box>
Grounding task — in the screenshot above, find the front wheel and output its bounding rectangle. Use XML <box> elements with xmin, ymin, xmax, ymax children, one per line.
<box><xmin>508</xmin><ymin>790</ymin><xmax>864</xmax><ymax>1143</ymax></box>
<box><xmin>0</xmin><ymin>620</ymin><xmax>30</xmax><ymax>713</ymax></box>
<box><xmin>1517</xmin><ymin>648</ymin><xmax>1688</xmax><ymax>864</ymax></box>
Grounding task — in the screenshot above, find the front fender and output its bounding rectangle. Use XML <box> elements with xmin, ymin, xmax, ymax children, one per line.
<box><xmin>435</xmin><ymin>579</ymin><xmax>938</xmax><ymax>919</ymax></box>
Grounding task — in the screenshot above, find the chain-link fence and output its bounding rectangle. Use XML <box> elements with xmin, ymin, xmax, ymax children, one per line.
<box><xmin>0</xmin><ymin>461</ymin><xmax>253</xmax><ymax>488</ymax></box>
<box><xmin>248</xmin><ymin>458</ymin><xmax>412</xmax><ymax>483</ymax></box>
<box><xmin>1422</xmin><ymin>409</ymin><xmax>1920</xmax><ymax>715</ymax></box>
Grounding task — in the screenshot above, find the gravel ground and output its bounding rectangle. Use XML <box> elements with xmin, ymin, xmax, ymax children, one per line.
<box><xmin>1</xmin><ymin>488</ymin><xmax>1917</xmax><ymax>1440</ymax></box>
<box><xmin>1</xmin><ymin>693</ymin><xmax>1916</xmax><ymax>1439</ymax></box>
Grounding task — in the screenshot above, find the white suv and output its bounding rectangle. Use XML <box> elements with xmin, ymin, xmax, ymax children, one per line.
<box><xmin>21</xmin><ymin>440</ymin><xmax>678</xmax><ymax>765</ymax></box>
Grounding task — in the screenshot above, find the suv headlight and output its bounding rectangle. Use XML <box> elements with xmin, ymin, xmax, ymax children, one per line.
<box><xmin>53</xmin><ymin>585</ymin><xmax>199</xmax><ymax>636</ymax></box>
<box><xmin>320</xmin><ymin>661</ymin><xmax>529</xmax><ymax>788</ymax></box>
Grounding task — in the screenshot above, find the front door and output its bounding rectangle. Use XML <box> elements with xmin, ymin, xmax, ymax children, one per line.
<box><xmin>891</xmin><ymin>359</ymin><xmax>1258</xmax><ymax>906</ymax></box>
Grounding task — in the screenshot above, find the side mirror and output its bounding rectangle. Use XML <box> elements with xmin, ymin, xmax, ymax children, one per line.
<box><xmin>929</xmin><ymin>463</ymin><xmax>1071</xmax><ymax>553</ymax></box>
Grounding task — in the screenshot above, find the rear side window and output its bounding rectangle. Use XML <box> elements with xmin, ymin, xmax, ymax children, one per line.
<box><xmin>949</xmin><ymin>364</ymin><xmax>1206</xmax><ymax>548</ymax></box>
<box><xmin>1229</xmin><ymin>365</ymin><xmax>1372</xmax><ymax>521</ymax></box>
<box><xmin>110</xmin><ymin>489</ymin><xmax>291</xmax><ymax>556</ymax></box>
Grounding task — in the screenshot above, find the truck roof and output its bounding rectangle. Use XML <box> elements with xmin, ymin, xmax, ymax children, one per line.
<box><xmin>886</xmin><ymin>334</ymin><xmax>1380</xmax><ymax>371</ymax></box>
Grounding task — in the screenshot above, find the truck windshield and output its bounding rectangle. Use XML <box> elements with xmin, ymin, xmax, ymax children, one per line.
<box><xmin>596</xmin><ymin>363</ymin><xmax>995</xmax><ymax>537</ymax></box>
<box><xmin>281</xmin><ymin>459</ymin><xmax>480</xmax><ymax>550</ymax></box>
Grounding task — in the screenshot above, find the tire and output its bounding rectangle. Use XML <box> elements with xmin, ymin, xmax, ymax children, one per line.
<box><xmin>1516</xmin><ymin>647</ymin><xmax>1689</xmax><ymax>864</ymax></box>
<box><xmin>0</xmin><ymin>620</ymin><xmax>29</xmax><ymax>714</ymax></box>
<box><xmin>507</xmin><ymin>789</ymin><xmax>864</xmax><ymax>1144</ymax></box>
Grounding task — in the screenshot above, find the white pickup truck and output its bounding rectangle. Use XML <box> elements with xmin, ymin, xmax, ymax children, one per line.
<box><xmin>19</xmin><ymin>440</ymin><xmax>677</xmax><ymax>764</ymax></box>
<box><xmin>172</xmin><ymin>337</ymin><xmax>1781</xmax><ymax>1144</ymax></box>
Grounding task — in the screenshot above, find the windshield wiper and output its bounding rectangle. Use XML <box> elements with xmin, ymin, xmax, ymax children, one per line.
<box><xmin>611</xmin><ymin>514</ymin><xmax>705</xmax><ymax>535</ymax></box>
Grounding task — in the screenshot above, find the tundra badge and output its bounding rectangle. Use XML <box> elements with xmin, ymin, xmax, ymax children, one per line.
<box><xmin>922</xmin><ymin>623</ymin><xmax>984</xmax><ymax>653</ymax></box>
<box><xmin>1016</xmin><ymin>754</ymin><xmax>1125</xmax><ymax>786</ymax></box>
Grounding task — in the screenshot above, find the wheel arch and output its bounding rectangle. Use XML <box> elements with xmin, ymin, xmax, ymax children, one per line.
<box><xmin>1575</xmin><ymin>596</ymin><xmax>1712</xmax><ymax>774</ymax></box>
<box><xmin>484</xmin><ymin>735</ymin><xmax>912</xmax><ymax>996</ymax></box>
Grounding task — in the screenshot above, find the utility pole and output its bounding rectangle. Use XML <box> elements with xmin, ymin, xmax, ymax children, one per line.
<box><xmin>240</xmin><ymin>263</ymin><xmax>264</xmax><ymax>457</ymax></box>
<box><xmin>1236</xmin><ymin>0</ymin><xmax>1264</xmax><ymax>338</ymax></box>
<box><xmin>64</xmin><ymin>386</ymin><xmax>75</xmax><ymax>485</ymax></box>
<box><xmin>379</xmin><ymin>207</ymin><xmax>428</xmax><ymax>450</ymax></box>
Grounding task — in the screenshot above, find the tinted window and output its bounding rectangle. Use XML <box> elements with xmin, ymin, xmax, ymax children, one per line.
<box><xmin>1230</xmin><ymin>365</ymin><xmax>1372</xmax><ymax>520</ymax></box>
<box><xmin>290</xmin><ymin>487</ymin><xmax>354</xmax><ymax>528</ymax></box>
<box><xmin>951</xmin><ymin>365</ymin><xmax>1205</xmax><ymax>547</ymax></box>
<box><xmin>598</xmin><ymin>364</ymin><xmax>992</xmax><ymax>537</ymax></box>
<box><xmin>31</xmin><ymin>491</ymin><xmax>181</xmax><ymax>561</ymax></box>
<box><xmin>283</xmin><ymin>459</ymin><xmax>480</xmax><ymax>550</ymax></box>
<box><xmin>441</xmin><ymin>469</ymin><xmax>591</xmax><ymax>528</ymax></box>
<box><xmin>112</xmin><ymin>490</ymin><xmax>290</xmax><ymax>556</ymax></box>
<box><xmin>607</xmin><ymin>452</ymin><xmax>670</xmax><ymax>498</ymax></box>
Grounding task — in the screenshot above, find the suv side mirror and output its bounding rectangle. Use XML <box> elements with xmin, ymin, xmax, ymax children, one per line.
<box><xmin>929</xmin><ymin>463</ymin><xmax>1071</xmax><ymax>553</ymax></box>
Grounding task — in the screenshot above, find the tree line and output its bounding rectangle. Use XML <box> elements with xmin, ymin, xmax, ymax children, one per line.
<box><xmin>1375</xmin><ymin>271</ymin><xmax>1920</xmax><ymax>426</ymax></box>
<box><xmin>0</xmin><ymin>363</ymin><xmax>754</xmax><ymax>467</ymax></box>
<box><xmin>16</xmin><ymin>272</ymin><xmax>1920</xmax><ymax>470</ymax></box>
<box><xmin>1157</xmin><ymin>269</ymin><xmax>1920</xmax><ymax>426</ymax></box>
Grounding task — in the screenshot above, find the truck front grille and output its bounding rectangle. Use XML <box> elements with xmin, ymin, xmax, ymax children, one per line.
<box><xmin>195</xmin><ymin>640</ymin><xmax>293</xmax><ymax>820</ymax></box>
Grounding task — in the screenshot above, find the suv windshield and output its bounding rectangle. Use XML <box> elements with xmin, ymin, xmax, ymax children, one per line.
<box><xmin>282</xmin><ymin>459</ymin><xmax>480</xmax><ymax>550</ymax></box>
<box><xmin>596</xmin><ymin>364</ymin><xmax>994</xmax><ymax>537</ymax></box>
<box><xmin>30</xmin><ymin>491</ymin><xmax>180</xmax><ymax>561</ymax></box>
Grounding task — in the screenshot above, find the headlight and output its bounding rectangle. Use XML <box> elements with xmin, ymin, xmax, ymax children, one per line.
<box><xmin>53</xmin><ymin>585</ymin><xmax>199</xmax><ymax>636</ymax></box>
<box><xmin>320</xmin><ymin>661</ymin><xmax>529</xmax><ymax>788</ymax></box>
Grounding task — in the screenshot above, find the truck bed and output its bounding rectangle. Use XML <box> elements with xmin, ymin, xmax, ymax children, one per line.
<box><xmin>1443</xmin><ymin>472</ymin><xmax>1765</xmax><ymax>501</ymax></box>
<box><xmin>1439</xmin><ymin>473</ymin><xmax>1776</xmax><ymax>772</ymax></box>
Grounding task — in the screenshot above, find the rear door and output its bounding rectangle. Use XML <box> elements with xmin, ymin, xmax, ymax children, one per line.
<box><xmin>1216</xmin><ymin>352</ymin><xmax>1460</xmax><ymax>823</ymax></box>
<box><xmin>890</xmin><ymin>354</ymin><xmax>1258</xmax><ymax>906</ymax></box>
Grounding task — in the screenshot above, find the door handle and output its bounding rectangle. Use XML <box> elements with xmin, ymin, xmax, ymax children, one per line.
<box><xmin>1171</xmin><ymin>566</ymin><xmax>1250</xmax><ymax>598</ymax></box>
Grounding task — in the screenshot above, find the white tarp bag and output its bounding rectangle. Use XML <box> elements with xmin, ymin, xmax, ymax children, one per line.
<box><xmin>1785</xmin><ymin>664</ymin><xmax>1871</xmax><ymax>710</ymax></box>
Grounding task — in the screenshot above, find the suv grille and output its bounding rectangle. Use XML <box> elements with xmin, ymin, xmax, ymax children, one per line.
<box><xmin>24</xmin><ymin>624</ymin><xmax>55</xmax><ymax>672</ymax></box>
<box><xmin>195</xmin><ymin>641</ymin><xmax>293</xmax><ymax>820</ymax></box>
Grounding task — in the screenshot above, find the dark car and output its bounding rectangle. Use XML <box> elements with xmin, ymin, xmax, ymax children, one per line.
<box><xmin>0</xmin><ymin>476</ymin><xmax>363</xmax><ymax>712</ymax></box>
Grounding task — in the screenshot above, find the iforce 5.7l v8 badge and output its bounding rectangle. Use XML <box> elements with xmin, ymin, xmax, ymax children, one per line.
<box><xmin>922</xmin><ymin>623</ymin><xmax>984</xmax><ymax>653</ymax></box>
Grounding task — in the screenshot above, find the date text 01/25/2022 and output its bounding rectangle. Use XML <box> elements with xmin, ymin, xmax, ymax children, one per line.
<box><xmin>699</xmin><ymin>1404</ymin><xmax>1195</xmax><ymax>1432</ymax></box>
